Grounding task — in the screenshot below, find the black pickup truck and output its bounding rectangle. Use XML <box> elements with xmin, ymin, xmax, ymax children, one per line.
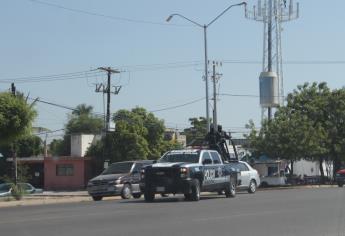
<box><xmin>140</xmin><ymin>149</ymin><xmax>238</xmax><ymax>202</ymax></box>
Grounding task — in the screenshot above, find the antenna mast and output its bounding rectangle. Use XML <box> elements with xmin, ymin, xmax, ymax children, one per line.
<box><xmin>245</xmin><ymin>0</ymin><xmax>299</xmax><ymax>120</ymax></box>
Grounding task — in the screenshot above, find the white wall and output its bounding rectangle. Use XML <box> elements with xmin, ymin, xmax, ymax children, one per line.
<box><xmin>71</xmin><ymin>134</ymin><xmax>99</xmax><ymax>157</ymax></box>
<box><xmin>292</xmin><ymin>160</ymin><xmax>333</xmax><ymax>177</ymax></box>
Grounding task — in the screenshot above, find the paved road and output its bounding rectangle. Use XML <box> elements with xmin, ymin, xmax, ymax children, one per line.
<box><xmin>1</xmin><ymin>188</ymin><xmax>345</xmax><ymax>236</ymax></box>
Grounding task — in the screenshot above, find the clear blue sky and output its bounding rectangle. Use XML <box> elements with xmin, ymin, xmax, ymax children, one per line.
<box><xmin>1</xmin><ymin>0</ymin><xmax>345</xmax><ymax>141</ymax></box>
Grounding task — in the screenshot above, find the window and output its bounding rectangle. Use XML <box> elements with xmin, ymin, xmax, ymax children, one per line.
<box><xmin>102</xmin><ymin>162</ymin><xmax>134</xmax><ymax>175</ymax></box>
<box><xmin>132</xmin><ymin>163</ymin><xmax>143</xmax><ymax>174</ymax></box>
<box><xmin>201</xmin><ymin>152</ymin><xmax>213</xmax><ymax>165</ymax></box>
<box><xmin>56</xmin><ymin>164</ymin><xmax>74</xmax><ymax>176</ymax></box>
<box><xmin>159</xmin><ymin>152</ymin><xmax>200</xmax><ymax>163</ymax></box>
<box><xmin>210</xmin><ymin>152</ymin><xmax>222</xmax><ymax>164</ymax></box>
<box><xmin>238</xmin><ymin>163</ymin><xmax>249</xmax><ymax>171</ymax></box>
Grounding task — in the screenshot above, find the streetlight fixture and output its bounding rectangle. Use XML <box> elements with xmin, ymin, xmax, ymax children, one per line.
<box><xmin>167</xmin><ymin>2</ymin><xmax>246</xmax><ymax>132</ymax></box>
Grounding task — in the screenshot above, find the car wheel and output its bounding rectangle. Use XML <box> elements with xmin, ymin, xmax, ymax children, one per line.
<box><xmin>132</xmin><ymin>193</ymin><xmax>142</xmax><ymax>199</ymax></box>
<box><xmin>248</xmin><ymin>180</ymin><xmax>257</xmax><ymax>194</ymax></box>
<box><xmin>121</xmin><ymin>184</ymin><xmax>132</xmax><ymax>199</ymax></box>
<box><xmin>225</xmin><ymin>181</ymin><xmax>236</xmax><ymax>198</ymax></box>
<box><xmin>92</xmin><ymin>196</ymin><xmax>103</xmax><ymax>201</ymax></box>
<box><xmin>144</xmin><ymin>190</ymin><xmax>155</xmax><ymax>202</ymax></box>
<box><xmin>190</xmin><ymin>179</ymin><xmax>200</xmax><ymax>201</ymax></box>
<box><xmin>338</xmin><ymin>182</ymin><xmax>344</xmax><ymax>187</ymax></box>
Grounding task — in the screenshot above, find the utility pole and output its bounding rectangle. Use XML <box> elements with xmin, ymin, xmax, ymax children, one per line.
<box><xmin>96</xmin><ymin>67</ymin><xmax>121</xmax><ymax>132</ymax></box>
<box><xmin>11</xmin><ymin>83</ymin><xmax>17</xmax><ymax>185</ymax></box>
<box><xmin>210</xmin><ymin>61</ymin><xmax>222</xmax><ymax>130</ymax></box>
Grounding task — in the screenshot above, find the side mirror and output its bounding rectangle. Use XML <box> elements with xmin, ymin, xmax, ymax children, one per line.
<box><xmin>202</xmin><ymin>159</ymin><xmax>212</xmax><ymax>165</ymax></box>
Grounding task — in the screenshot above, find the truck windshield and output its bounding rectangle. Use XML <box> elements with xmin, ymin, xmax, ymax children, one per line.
<box><xmin>158</xmin><ymin>153</ymin><xmax>199</xmax><ymax>163</ymax></box>
<box><xmin>101</xmin><ymin>162</ymin><xmax>134</xmax><ymax>175</ymax></box>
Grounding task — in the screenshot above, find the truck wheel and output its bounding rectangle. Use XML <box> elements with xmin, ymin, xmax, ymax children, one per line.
<box><xmin>260</xmin><ymin>182</ymin><xmax>268</xmax><ymax>188</ymax></box>
<box><xmin>121</xmin><ymin>184</ymin><xmax>132</xmax><ymax>199</ymax></box>
<box><xmin>92</xmin><ymin>196</ymin><xmax>103</xmax><ymax>201</ymax></box>
<box><xmin>132</xmin><ymin>193</ymin><xmax>142</xmax><ymax>199</ymax></box>
<box><xmin>338</xmin><ymin>182</ymin><xmax>344</xmax><ymax>187</ymax></box>
<box><xmin>144</xmin><ymin>190</ymin><xmax>155</xmax><ymax>202</ymax></box>
<box><xmin>190</xmin><ymin>179</ymin><xmax>200</xmax><ymax>201</ymax></box>
<box><xmin>184</xmin><ymin>193</ymin><xmax>191</xmax><ymax>201</ymax></box>
<box><xmin>225</xmin><ymin>181</ymin><xmax>236</xmax><ymax>198</ymax></box>
<box><xmin>248</xmin><ymin>180</ymin><xmax>257</xmax><ymax>194</ymax></box>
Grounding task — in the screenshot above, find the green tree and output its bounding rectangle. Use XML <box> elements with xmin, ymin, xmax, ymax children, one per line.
<box><xmin>86</xmin><ymin>107</ymin><xmax>177</xmax><ymax>173</ymax></box>
<box><xmin>183</xmin><ymin>117</ymin><xmax>209</xmax><ymax>146</ymax></box>
<box><xmin>0</xmin><ymin>92</ymin><xmax>36</xmax><ymax>145</ymax></box>
<box><xmin>0</xmin><ymin>135</ymin><xmax>43</xmax><ymax>157</ymax></box>
<box><xmin>50</xmin><ymin>104</ymin><xmax>103</xmax><ymax>156</ymax></box>
<box><xmin>65</xmin><ymin>104</ymin><xmax>103</xmax><ymax>135</ymax></box>
<box><xmin>246</xmin><ymin>82</ymin><xmax>339</xmax><ymax>181</ymax></box>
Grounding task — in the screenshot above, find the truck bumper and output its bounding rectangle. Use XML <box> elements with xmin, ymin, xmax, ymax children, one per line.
<box><xmin>140</xmin><ymin>179</ymin><xmax>193</xmax><ymax>194</ymax></box>
<box><xmin>87</xmin><ymin>184</ymin><xmax>124</xmax><ymax>197</ymax></box>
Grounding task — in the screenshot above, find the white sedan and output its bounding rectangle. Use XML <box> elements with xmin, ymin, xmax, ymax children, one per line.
<box><xmin>231</xmin><ymin>161</ymin><xmax>260</xmax><ymax>194</ymax></box>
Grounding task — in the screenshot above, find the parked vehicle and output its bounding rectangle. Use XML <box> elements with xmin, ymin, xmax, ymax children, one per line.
<box><xmin>0</xmin><ymin>183</ymin><xmax>12</xmax><ymax>197</ymax></box>
<box><xmin>335</xmin><ymin>169</ymin><xmax>345</xmax><ymax>187</ymax></box>
<box><xmin>0</xmin><ymin>183</ymin><xmax>43</xmax><ymax>197</ymax></box>
<box><xmin>229</xmin><ymin>161</ymin><xmax>260</xmax><ymax>193</ymax></box>
<box><xmin>140</xmin><ymin>149</ymin><xmax>238</xmax><ymax>202</ymax></box>
<box><xmin>17</xmin><ymin>183</ymin><xmax>43</xmax><ymax>194</ymax></box>
<box><xmin>87</xmin><ymin>160</ymin><xmax>154</xmax><ymax>201</ymax></box>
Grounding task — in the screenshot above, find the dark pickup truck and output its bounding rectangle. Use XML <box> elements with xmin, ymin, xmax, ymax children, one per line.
<box><xmin>335</xmin><ymin>169</ymin><xmax>345</xmax><ymax>187</ymax></box>
<box><xmin>140</xmin><ymin>149</ymin><xmax>238</xmax><ymax>202</ymax></box>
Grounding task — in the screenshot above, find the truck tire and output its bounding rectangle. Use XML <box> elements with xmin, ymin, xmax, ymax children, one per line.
<box><xmin>144</xmin><ymin>190</ymin><xmax>155</xmax><ymax>202</ymax></box>
<box><xmin>132</xmin><ymin>193</ymin><xmax>142</xmax><ymax>199</ymax></box>
<box><xmin>184</xmin><ymin>193</ymin><xmax>191</xmax><ymax>200</ymax></box>
<box><xmin>248</xmin><ymin>180</ymin><xmax>257</xmax><ymax>194</ymax></box>
<box><xmin>92</xmin><ymin>196</ymin><xmax>103</xmax><ymax>201</ymax></box>
<box><xmin>121</xmin><ymin>184</ymin><xmax>132</xmax><ymax>199</ymax></box>
<box><xmin>190</xmin><ymin>179</ymin><xmax>200</xmax><ymax>201</ymax></box>
<box><xmin>225</xmin><ymin>181</ymin><xmax>236</xmax><ymax>198</ymax></box>
<box><xmin>338</xmin><ymin>182</ymin><xmax>344</xmax><ymax>187</ymax></box>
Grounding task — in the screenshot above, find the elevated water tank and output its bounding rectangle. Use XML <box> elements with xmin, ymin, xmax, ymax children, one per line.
<box><xmin>259</xmin><ymin>71</ymin><xmax>279</xmax><ymax>107</ymax></box>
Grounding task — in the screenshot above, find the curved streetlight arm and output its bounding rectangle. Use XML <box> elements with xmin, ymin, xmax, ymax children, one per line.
<box><xmin>166</xmin><ymin>14</ymin><xmax>203</xmax><ymax>28</ymax></box>
<box><xmin>207</xmin><ymin>2</ymin><xmax>247</xmax><ymax>27</ymax></box>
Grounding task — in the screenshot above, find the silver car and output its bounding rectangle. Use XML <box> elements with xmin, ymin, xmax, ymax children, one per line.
<box><xmin>231</xmin><ymin>161</ymin><xmax>260</xmax><ymax>194</ymax></box>
<box><xmin>0</xmin><ymin>183</ymin><xmax>12</xmax><ymax>197</ymax></box>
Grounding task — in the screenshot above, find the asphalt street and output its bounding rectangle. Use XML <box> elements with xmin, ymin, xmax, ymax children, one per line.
<box><xmin>1</xmin><ymin>187</ymin><xmax>345</xmax><ymax>236</ymax></box>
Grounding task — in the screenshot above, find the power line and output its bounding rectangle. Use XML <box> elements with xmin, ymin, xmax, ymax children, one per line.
<box><xmin>26</xmin><ymin>0</ymin><xmax>189</xmax><ymax>27</ymax></box>
<box><xmin>150</xmin><ymin>97</ymin><xmax>205</xmax><ymax>113</ymax></box>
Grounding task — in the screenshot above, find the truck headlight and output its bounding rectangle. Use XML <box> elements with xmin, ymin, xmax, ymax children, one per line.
<box><xmin>180</xmin><ymin>167</ymin><xmax>188</xmax><ymax>178</ymax></box>
<box><xmin>115</xmin><ymin>179</ymin><xmax>122</xmax><ymax>184</ymax></box>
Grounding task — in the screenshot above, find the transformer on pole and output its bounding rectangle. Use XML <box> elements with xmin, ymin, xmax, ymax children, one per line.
<box><xmin>245</xmin><ymin>0</ymin><xmax>299</xmax><ymax>120</ymax></box>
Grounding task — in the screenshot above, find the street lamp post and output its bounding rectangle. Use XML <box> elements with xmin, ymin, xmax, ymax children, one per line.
<box><xmin>167</xmin><ymin>2</ymin><xmax>246</xmax><ymax>132</ymax></box>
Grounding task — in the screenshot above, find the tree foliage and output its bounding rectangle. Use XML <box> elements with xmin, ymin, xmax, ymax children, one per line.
<box><xmin>246</xmin><ymin>82</ymin><xmax>345</xmax><ymax>178</ymax></box>
<box><xmin>50</xmin><ymin>104</ymin><xmax>103</xmax><ymax>156</ymax></box>
<box><xmin>86</xmin><ymin>107</ymin><xmax>181</xmax><ymax>170</ymax></box>
<box><xmin>65</xmin><ymin>104</ymin><xmax>103</xmax><ymax>135</ymax></box>
<box><xmin>0</xmin><ymin>92</ymin><xmax>36</xmax><ymax>145</ymax></box>
<box><xmin>0</xmin><ymin>135</ymin><xmax>43</xmax><ymax>157</ymax></box>
<box><xmin>183</xmin><ymin>117</ymin><xmax>208</xmax><ymax>146</ymax></box>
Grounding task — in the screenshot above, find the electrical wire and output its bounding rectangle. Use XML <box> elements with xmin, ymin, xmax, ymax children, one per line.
<box><xmin>25</xmin><ymin>0</ymin><xmax>189</xmax><ymax>27</ymax></box>
<box><xmin>149</xmin><ymin>97</ymin><xmax>205</xmax><ymax>113</ymax></box>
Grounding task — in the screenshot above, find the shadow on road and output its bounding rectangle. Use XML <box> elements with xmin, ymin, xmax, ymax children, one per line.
<box><xmin>119</xmin><ymin>193</ymin><xmax>248</xmax><ymax>204</ymax></box>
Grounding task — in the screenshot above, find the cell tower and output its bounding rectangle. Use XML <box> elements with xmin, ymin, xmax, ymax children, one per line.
<box><xmin>245</xmin><ymin>0</ymin><xmax>299</xmax><ymax>119</ymax></box>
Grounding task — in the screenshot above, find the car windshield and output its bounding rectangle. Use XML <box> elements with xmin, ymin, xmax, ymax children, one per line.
<box><xmin>101</xmin><ymin>162</ymin><xmax>134</xmax><ymax>175</ymax></box>
<box><xmin>158</xmin><ymin>152</ymin><xmax>200</xmax><ymax>163</ymax></box>
<box><xmin>0</xmin><ymin>184</ymin><xmax>10</xmax><ymax>192</ymax></box>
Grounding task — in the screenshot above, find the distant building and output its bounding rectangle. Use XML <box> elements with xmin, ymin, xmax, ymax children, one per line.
<box><xmin>43</xmin><ymin>134</ymin><xmax>99</xmax><ymax>190</ymax></box>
